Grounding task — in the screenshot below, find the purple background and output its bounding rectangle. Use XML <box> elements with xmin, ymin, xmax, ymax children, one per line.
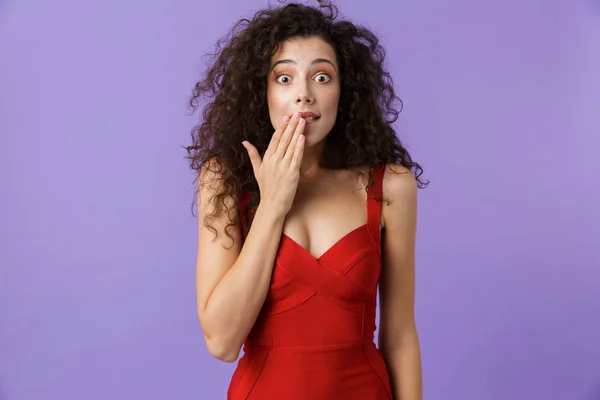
<box><xmin>1</xmin><ymin>0</ymin><xmax>599</xmax><ymax>399</ymax></box>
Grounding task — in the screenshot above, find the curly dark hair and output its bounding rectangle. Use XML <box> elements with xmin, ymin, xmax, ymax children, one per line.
<box><xmin>185</xmin><ymin>0</ymin><xmax>428</xmax><ymax>245</ymax></box>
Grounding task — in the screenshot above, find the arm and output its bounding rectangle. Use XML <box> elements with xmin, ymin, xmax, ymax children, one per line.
<box><xmin>195</xmin><ymin>163</ymin><xmax>285</xmax><ymax>363</ymax></box>
<box><xmin>378</xmin><ymin>164</ymin><xmax>423</xmax><ymax>400</ymax></box>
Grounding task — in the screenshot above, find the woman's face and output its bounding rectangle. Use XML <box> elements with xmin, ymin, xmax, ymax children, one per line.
<box><xmin>266</xmin><ymin>36</ymin><xmax>341</xmax><ymax>148</ymax></box>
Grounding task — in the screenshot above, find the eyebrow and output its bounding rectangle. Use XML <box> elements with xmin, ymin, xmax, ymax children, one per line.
<box><xmin>271</xmin><ymin>58</ymin><xmax>336</xmax><ymax>71</ymax></box>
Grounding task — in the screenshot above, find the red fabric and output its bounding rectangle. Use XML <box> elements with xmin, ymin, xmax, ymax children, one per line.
<box><xmin>229</xmin><ymin>165</ymin><xmax>392</xmax><ymax>400</ymax></box>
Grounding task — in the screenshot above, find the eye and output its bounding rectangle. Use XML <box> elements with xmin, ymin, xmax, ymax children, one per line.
<box><xmin>314</xmin><ymin>73</ymin><xmax>331</xmax><ymax>83</ymax></box>
<box><xmin>275</xmin><ymin>74</ymin><xmax>291</xmax><ymax>84</ymax></box>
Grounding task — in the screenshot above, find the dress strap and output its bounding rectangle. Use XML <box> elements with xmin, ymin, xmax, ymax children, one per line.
<box><xmin>366</xmin><ymin>164</ymin><xmax>385</xmax><ymax>255</ymax></box>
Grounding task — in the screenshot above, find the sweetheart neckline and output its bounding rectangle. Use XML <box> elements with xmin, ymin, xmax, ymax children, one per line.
<box><xmin>281</xmin><ymin>224</ymin><xmax>369</xmax><ymax>261</ymax></box>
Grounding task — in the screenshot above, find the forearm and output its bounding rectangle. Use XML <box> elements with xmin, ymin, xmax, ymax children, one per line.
<box><xmin>203</xmin><ymin>202</ymin><xmax>285</xmax><ymax>361</ymax></box>
<box><xmin>381</xmin><ymin>331</ymin><xmax>423</xmax><ymax>400</ymax></box>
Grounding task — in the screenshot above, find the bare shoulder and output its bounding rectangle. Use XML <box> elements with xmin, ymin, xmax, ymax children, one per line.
<box><xmin>198</xmin><ymin>158</ymin><xmax>227</xmax><ymax>195</ymax></box>
<box><xmin>382</xmin><ymin>163</ymin><xmax>417</xmax><ymax>202</ymax></box>
<box><xmin>197</xmin><ymin>158</ymin><xmax>241</xmax><ymax>246</ymax></box>
<box><xmin>381</xmin><ymin>163</ymin><xmax>418</xmax><ymax>228</ymax></box>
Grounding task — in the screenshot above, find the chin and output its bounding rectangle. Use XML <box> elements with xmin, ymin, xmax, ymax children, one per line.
<box><xmin>303</xmin><ymin>133</ymin><xmax>328</xmax><ymax>148</ymax></box>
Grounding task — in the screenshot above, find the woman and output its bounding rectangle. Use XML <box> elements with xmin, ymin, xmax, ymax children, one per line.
<box><xmin>187</xmin><ymin>1</ymin><xmax>427</xmax><ymax>399</ymax></box>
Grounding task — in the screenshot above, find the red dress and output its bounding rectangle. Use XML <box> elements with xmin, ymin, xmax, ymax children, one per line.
<box><xmin>229</xmin><ymin>165</ymin><xmax>392</xmax><ymax>400</ymax></box>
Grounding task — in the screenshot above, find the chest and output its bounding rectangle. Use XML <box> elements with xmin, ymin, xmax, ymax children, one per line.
<box><xmin>281</xmin><ymin>179</ymin><xmax>380</xmax><ymax>261</ymax></box>
<box><xmin>268</xmin><ymin>182</ymin><xmax>384</xmax><ymax>311</ymax></box>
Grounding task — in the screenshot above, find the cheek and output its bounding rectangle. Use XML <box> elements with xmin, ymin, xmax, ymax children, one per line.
<box><xmin>267</xmin><ymin>87</ymin><xmax>287</xmax><ymax>111</ymax></box>
<box><xmin>322</xmin><ymin>88</ymin><xmax>340</xmax><ymax>113</ymax></box>
<box><xmin>266</xmin><ymin>87</ymin><xmax>287</xmax><ymax>129</ymax></box>
<box><xmin>266</xmin><ymin>86</ymin><xmax>275</xmax><ymax>108</ymax></box>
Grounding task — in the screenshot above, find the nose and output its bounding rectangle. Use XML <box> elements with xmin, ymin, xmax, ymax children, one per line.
<box><xmin>295</xmin><ymin>83</ymin><xmax>314</xmax><ymax>104</ymax></box>
<box><xmin>296</xmin><ymin>95</ymin><xmax>313</xmax><ymax>104</ymax></box>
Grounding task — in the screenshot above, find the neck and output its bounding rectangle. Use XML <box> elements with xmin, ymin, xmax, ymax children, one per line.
<box><xmin>298</xmin><ymin>140</ymin><xmax>326</xmax><ymax>181</ymax></box>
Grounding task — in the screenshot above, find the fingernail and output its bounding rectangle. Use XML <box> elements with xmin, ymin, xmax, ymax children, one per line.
<box><xmin>292</xmin><ymin>112</ymin><xmax>300</xmax><ymax>120</ymax></box>
<box><xmin>282</xmin><ymin>115</ymin><xmax>290</xmax><ymax>123</ymax></box>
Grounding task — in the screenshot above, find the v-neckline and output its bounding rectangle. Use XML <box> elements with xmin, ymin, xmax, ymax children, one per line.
<box><xmin>281</xmin><ymin>224</ymin><xmax>369</xmax><ymax>261</ymax></box>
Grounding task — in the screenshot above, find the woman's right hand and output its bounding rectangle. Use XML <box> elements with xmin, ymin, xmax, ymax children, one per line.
<box><xmin>242</xmin><ymin>112</ymin><xmax>306</xmax><ymax>216</ymax></box>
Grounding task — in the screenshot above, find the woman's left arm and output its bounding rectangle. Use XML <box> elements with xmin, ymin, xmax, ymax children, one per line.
<box><xmin>378</xmin><ymin>164</ymin><xmax>422</xmax><ymax>400</ymax></box>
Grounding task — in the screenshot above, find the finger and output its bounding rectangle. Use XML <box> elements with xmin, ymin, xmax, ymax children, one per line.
<box><xmin>275</xmin><ymin>113</ymin><xmax>300</xmax><ymax>157</ymax></box>
<box><xmin>242</xmin><ymin>141</ymin><xmax>261</xmax><ymax>176</ymax></box>
<box><xmin>284</xmin><ymin>118</ymin><xmax>305</xmax><ymax>161</ymax></box>
<box><xmin>290</xmin><ymin>134</ymin><xmax>305</xmax><ymax>170</ymax></box>
<box><xmin>264</xmin><ymin>115</ymin><xmax>290</xmax><ymax>159</ymax></box>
